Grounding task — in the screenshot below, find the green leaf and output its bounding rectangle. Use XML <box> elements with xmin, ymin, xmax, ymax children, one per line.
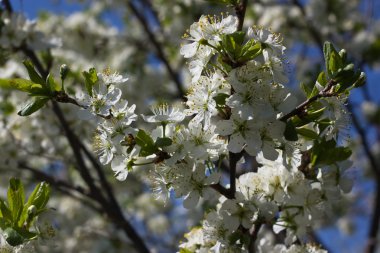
<box><xmin>284</xmin><ymin>120</ymin><xmax>298</xmax><ymax>141</ymax></box>
<box><xmin>323</xmin><ymin>41</ymin><xmax>343</xmax><ymax>78</ymax></box>
<box><xmin>3</xmin><ymin>227</ymin><xmax>24</xmax><ymax>246</ymax></box>
<box><xmin>221</xmin><ymin>32</ymin><xmax>245</xmax><ymax>60</ymax></box>
<box><xmin>0</xmin><ymin>101</ymin><xmax>15</xmax><ymax>115</ymax></box>
<box><xmin>155</xmin><ymin>137</ymin><xmax>173</xmax><ymax>148</ymax></box>
<box><xmin>0</xmin><ymin>199</ymin><xmax>12</xmax><ymax>224</ymax></box>
<box><xmin>179</xmin><ymin>249</ymin><xmax>192</xmax><ymax>253</ymax></box>
<box><xmin>20</xmin><ymin>182</ymin><xmax>50</xmax><ymax>227</ymax></box>
<box><xmin>353</xmin><ymin>72</ymin><xmax>366</xmax><ymax>88</ymax></box>
<box><xmin>0</xmin><ymin>218</ymin><xmax>7</xmax><ymax>230</ymax></box>
<box><xmin>316</xmin><ymin>71</ymin><xmax>327</xmax><ymax>89</ymax></box>
<box><xmin>239</xmin><ymin>40</ymin><xmax>261</xmax><ymax>62</ymax></box>
<box><xmin>46</xmin><ymin>73</ymin><xmax>60</xmax><ymax>92</ymax></box>
<box><xmin>213</xmin><ymin>93</ymin><xmax>229</xmax><ymax>107</ymax></box>
<box><xmin>0</xmin><ymin>78</ymin><xmax>43</xmax><ymax>93</ymax></box>
<box><xmin>292</xmin><ymin>108</ymin><xmax>325</xmax><ymax>127</ymax></box>
<box><xmin>82</xmin><ymin>68</ymin><xmax>98</xmax><ymax>97</ymax></box>
<box><xmin>311</xmin><ymin>139</ymin><xmax>352</xmax><ymax>166</ymax></box>
<box><xmin>7</xmin><ymin>178</ymin><xmax>25</xmax><ymax>225</ymax></box>
<box><xmin>300</xmin><ymin>82</ymin><xmax>313</xmax><ymax>98</ymax></box>
<box><xmin>25</xmin><ymin>182</ymin><xmax>51</xmax><ymax>211</ymax></box>
<box><xmin>22</xmin><ymin>60</ymin><xmax>45</xmax><ymax>85</ymax></box>
<box><xmin>18</xmin><ymin>97</ymin><xmax>49</xmax><ymax>116</ymax></box>
<box><xmin>135</xmin><ymin>129</ymin><xmax>158</xmax><ymax>157</ymax></box>
<box><xmin>296</xmin><ymin>127</ymin><xmax>319</xmax><ymax>140</ymax></box>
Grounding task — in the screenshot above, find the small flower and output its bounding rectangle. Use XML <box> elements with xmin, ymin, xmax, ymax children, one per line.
<box><xmin>78</xmin><ymin>84</ymin><xmax>122</xmax><ymax>116</ymax></box>
<box><xmin>110</xmin><ymin>148</ymin><xmax>140</xmax><ymax>181</ymax></box>
<box><xmin>98</xmin><ymin>68</ymin><xmax>128</xmax><ymax>85</ymax></box>
<box><xmin>185</xmin><ymin>72</ymin><xmax>229</xmax><ymax>127</ymax></box>
<box><xmin>141</xmin><ymin>103</ymin><xmax>185</xmax><ymax>124</ymax></box>
<box><xmin>93</xmin><ymin>129</ymin><xmax>117</xmax><ymax>165</ymax></box>
<box><xmin>247</xmin><ymin>27</ymin><xmax>285</xmax><ymax>60</ymax></box>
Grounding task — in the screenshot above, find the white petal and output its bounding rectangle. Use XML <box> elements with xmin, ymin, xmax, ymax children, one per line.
<box><xmin>216</xmin><ymin>120</ymin><xmax>234</xmax><ymax>136</ymax></box>
<box><xmin>183</xmin><ymin>191</ymin><xmax>200</xmax><ymax>209</ymax></box>
<box><xmin>227</xmin><ymin>133</ymin><xmax>245</xmax><ymax>153</ymax></box>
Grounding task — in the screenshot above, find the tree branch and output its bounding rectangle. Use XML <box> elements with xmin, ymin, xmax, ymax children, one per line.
<box><xmin>2</xmin><ymin>1</ymin><xmax>151</xmax><ymax>249</ymax></box>
<box><xmin>2</xmin><ymin>0</ymin><xmax>13</xmax><ymax>12</ymax></box>
<box><xmin>279</xmin><ymin>79</ymin><xmax>336</xmax><ymax>122</ymax></box>
<box><xmin>18</xmin><ymin>163</ymin><xmax>103</xmax><ymax>214</ymax></box>
<box><xmin>347</xmin><ymin>103</ymin><xmax>380</xmax><ymax>253</ymax></box>
<box><xmin>127</xmin><ymin>1</ymin><xmax>185</xmax><ymax>99</ymax></box>
<box><xmin>235</xmin><ymin>0</ymin><xmax>249</xmax><ymax>31</ymax></box>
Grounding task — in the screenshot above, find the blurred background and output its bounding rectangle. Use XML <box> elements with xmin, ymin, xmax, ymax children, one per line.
<box><xmin>1</xmin><ymin>0</ymin><xmax>380</xmax><ymax>252</ymax></box>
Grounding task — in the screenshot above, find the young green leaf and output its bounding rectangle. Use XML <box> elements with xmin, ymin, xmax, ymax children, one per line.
<box><xmin>323</xmin><ymin>41</ymin><xmax>343</xmax><ymax>78</ymax></box>
<box><xmin>46</xmin><ymin>73</ymin><xmax>60</xmax><ymax>92</ymax></box>
<box><xmin>7</xmin><ymin>178</ymin><xmax>25</xmax><ymax>225</ymax></box>
<box><xmin>311</xmin><ymin>138</ymin><xmax>352</xmax><ymax>166</ymax></box>
<box><xmin>0</xmin><ymin>78</ymin><xmax>43</xmax><ymax>93</ymax></box>
<box><xmin>135</xmin><ymin>129</ymin><xmax>158</xmax><ymax>156</ymax></box>
<box><xmin>82</xmin><ymin>68</ymin><xmax>98</xmax><ymax>97</ymax></box>
<box><xmin>296</xmin><ymin>127</ymin><xmax>319</xmax><ymax>140</ymax></box>
<box><xmin>155</xmin><ymin>137</ymin><xmax>173</xmax><ymax>148</ymax></box>
<box><xmin>0</xmin><ymin>199</ymin><xmax>12</xmax><ymax>224</ymax></box>
<box><xmin>22</xmin><ymin>60</ymin><xmax>45</xmax><ymax>85</ymax></box>
<box><xmin>18</xmin><ymin>97</ymin><xmax>49</xmax><ymax>116</ymax></box>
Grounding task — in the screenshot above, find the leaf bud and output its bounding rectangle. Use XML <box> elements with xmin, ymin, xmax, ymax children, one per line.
<box><xmin>60</xmin><ymin>64</ymin><xmax>69</xmax><ymax>81</ymax></box>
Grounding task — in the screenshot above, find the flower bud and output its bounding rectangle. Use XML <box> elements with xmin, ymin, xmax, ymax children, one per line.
<box><xmin>60</xmin><ymin>64</ymin><xmax>69</xmax><ymax>81</ymax></box>
<box><xmin>27</xmin><ymin>205</ymin><xmax>37</xmax><ymax>217</ymax></box>
<box><xmin>339</xmin><ymin>49</ymin><xmax>347</xmax><ymax>62</ymax></box>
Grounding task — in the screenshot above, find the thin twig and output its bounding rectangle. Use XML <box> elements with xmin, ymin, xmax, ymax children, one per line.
<box><xmin>127</xmin><ymin>1</ymin><xmax>185</xmax><ymax>99</ymax></box>
<box><xmin>279</xmin><ymin>79</ymin><xmax>336</xmax><ymax>122</ymax></box>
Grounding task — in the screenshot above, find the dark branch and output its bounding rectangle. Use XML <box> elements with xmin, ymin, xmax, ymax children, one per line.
<box><xmin>347</xmin><ymin>103</ymin><xmax>380</xmax><ymax>253</ymax></box>
<box><xmin>2</xmin><ymin>0</ymin><xmax>13</xmax><ymax>12</ymax></box>
<box><xmin>127</xmin><ymin>1</ymin><xmax>185</xmax><ymax>99</ymax></box>
<box><xmin>279</xmin><ymin>79</ymin><xmax>336</xmax><ymax>122</ymax></box>
<box><xmin>235</xmin><ymin>0</ymin><xmax>249</xmax><ymax>31</ymax></box>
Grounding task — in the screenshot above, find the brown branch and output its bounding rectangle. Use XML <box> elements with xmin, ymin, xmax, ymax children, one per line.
<box><xmin>235</xmin><ymin>0</ymin><xmax>249</xmax><ymax>31</ymax></box>
<box><xmin>8</xmin><ymin>11</ymin><xmax>151</xmax><ymax>253</ymax></box>
<box><xmin>127</xmin><ymin>1</ymin><xmax>185</xmax><ymax>99</ymax></box>
<box><xmin>279</xmin><ymin>79</ymin><xmax>336</xmax><ymax>122</ymax></box>
<box><xmin>210</xmin><ymin>183</ymin><xmax>233</xmax><ymax>199</ymax></box>
<box><xmin>347</xmin><ymin>103</ymin><xmax>380</xmax><ymax>253</ymax></box>
<box><xmin>291</xmin><ymin>0</ymin><xmax>324</xmax><ymax>55</ymax></box>
<box><xmin>2</xmin><ymin>0</ymin><xmax>13</xmax><ymax>12</ymax></box>
<box><xmin>18</xmin><ymin>163</ymin><xmax>103</xmax><ymax>214</ymax></box>
<box><xmin>248</xmin><ymin>222</ymin><xmax>263</xmax><ymax>253</ymax></box>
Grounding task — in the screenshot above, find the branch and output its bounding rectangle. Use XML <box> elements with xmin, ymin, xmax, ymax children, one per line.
<box><xmin>347</xmin><ymin>103</ymin><xmax>380</xmax><ymax>253</ymax></box>
<box><xmin>235</xmin><ymin>0</ymin><xmax>249</xmax><ymax>31</ymax></box>
<box><xmin>229</xmin><ymin>152</ymin><xmax>244</xmax><ymax>197</ymax></box>
<box><xmin>18</xmin><ymin>163</ymin><xmax>103</xmax><ymax>214</ymax></box>
<box><xmin>248</xmin><ymin>222</ymin><xmax>263</xmax><ymax>253</ymax></box>
<box><xmin>279</xmin><ymin>79</ymin><xmax>336</xmax><ymax>122</ymax></box>
<box><xmin>127</xmin><ymin>1</ymin><xmax>185</xmax><ymax>99</ymax></box>
<box><xmin>3</xmin><ymin>2</ymin><xmax>151</xmax><ymax>250</ymax></box>
<box><xmin>290</xmin><ymin>0</ymin><xmax>324</xmax><ymax>55</ymax></box>
<box><xmin>2</xmin><ymin>0</ymin><xmax>13</xmax><ymax>12</ymax></box>
<box><xmin>210</xmin><ymin>183</ymin><xmax>233</xmax><ymax>199</ymax></box>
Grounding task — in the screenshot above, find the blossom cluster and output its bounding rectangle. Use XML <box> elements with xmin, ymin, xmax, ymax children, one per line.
<box><xmin>0</xmin><ymin>2</ymin><xmax>365</xmax><ymax>252</ymax></box>
<box><xmin>0</xmin><ymin>12</ymin><xmax>59</xmax><ymax>50</ymax></box>
<box><xmin>71</xmin><ymin>13</ymin><xmax>358</xmax><ymax>252</ymax></box>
